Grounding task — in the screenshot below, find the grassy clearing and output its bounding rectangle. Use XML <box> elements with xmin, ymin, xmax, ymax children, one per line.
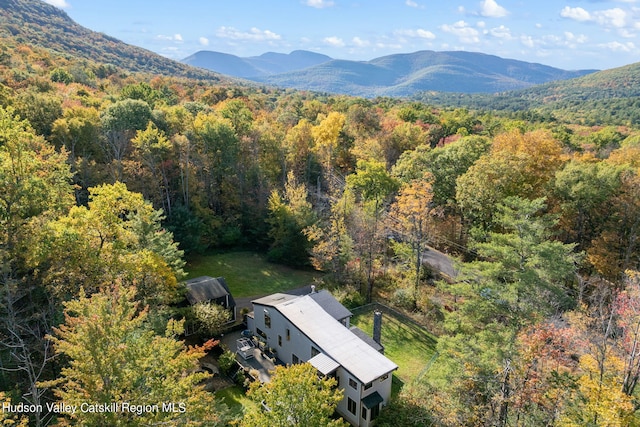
<box><xmin>215</xmin><ymin>385</ymin><xmax>257</xmax><ymax>420</ymax></box>
<box><xmin>351</xmin><ymin>309</ymin><xmax>437</xmax><ymax>388</ymax></box>
<box><xmin>185</xmin><ymin>251</ymin><xmax>322</xmax><ymax>298</ymax></box>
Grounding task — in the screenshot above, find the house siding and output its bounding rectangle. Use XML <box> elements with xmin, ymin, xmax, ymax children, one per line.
<box><xmin>253</xmin><ymin>303</ymin><xmax>317</xmax><ymax>365</ymax></box>
<box><xmin>251</xmin><ymin>301</ymin><xmax>394</xmax><ymax>427</ymax></box>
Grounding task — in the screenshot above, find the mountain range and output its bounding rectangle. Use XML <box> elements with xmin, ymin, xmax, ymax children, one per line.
<box><xmin>2</xmin><ymin>0</ymin><xmax>640</xmax><ymax>115</ymax></box>
<box><xmin>183</xmin><ymin>49</ymin><xmax>597</xmax><ymax>97</ymax></box>
<box><xmin>182</xmin><ymin>50</ymin><xmax>332</xmax><ymax>79</ymax></box>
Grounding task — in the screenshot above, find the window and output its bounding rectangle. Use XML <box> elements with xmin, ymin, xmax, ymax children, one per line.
<box><xmin>292</xmin><ymin>354</ymin><xmax>299</xmax><ymax>364</ymax></box>
<box><xmin>364</xmin><ymin>382</ymin><xmax>372</xmax><ymax>390</ymax></box>
<box><xmin>362</xmin><ymin>406</ymin><xmax>368</xmax><ymax>420</ymax></box>
<box><xmin>278</xmin><ymin>335</ymin><xmax>282</xmax><ymax>347</ymax></box>
<box><xmin>256</xmin><ymin>328</ymin><xmax>266</xmax><ymax>339</ymax></box>
<box><xmin>349</xmin><ymin>378</ymin><xmax>357</xmax><ymax>389</ymax></box>
<box><xmin>264</xmin><ymin>311</ymin><xmax>271</xmax><ymax>328</ymax></box>
<box><xmin>286</xmin><ymin>328</ymin><xmax>290</xmax><ymax>341</ymax></box>
<box><xmin>380</xmin><ymin>373</ymin><xmax>389</xmax><ymax>381</ymax></box>
<box><xmin>311</xmin><ymin>346</ymin><xmax>320</xmax><ymax>357</ymax></box>
<box><xmin>347</xmin><ymin>398</ymin><xmax>356</xmax><ymax>415</ymax></box>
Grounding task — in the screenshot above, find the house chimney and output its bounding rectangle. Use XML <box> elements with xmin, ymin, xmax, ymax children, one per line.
<box><xmin>310</xmin><ymin>285</ymin><xmax>316</xmax><ymax>294</ymax></box>
<box><xmin>373</xmin><ymin>310</ymin><xmax>382</xmax><ymax>346</ymax></box>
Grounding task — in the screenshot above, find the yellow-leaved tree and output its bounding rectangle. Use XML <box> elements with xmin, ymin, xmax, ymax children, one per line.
<box><xmin>43</xmin><ymin>285</ymin><xmax>227</xmax><ymax>426</ymax></box>
<box><xmin>242</xmin><ymin>363</ymin><xmax>347</xmax><ymax>427</ymax></box>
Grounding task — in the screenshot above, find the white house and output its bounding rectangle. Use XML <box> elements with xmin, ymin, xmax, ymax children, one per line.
<box><xmin>246</xmin><ymin>290</ymin><xmax>398</xmax><ymax>427</ymax></box>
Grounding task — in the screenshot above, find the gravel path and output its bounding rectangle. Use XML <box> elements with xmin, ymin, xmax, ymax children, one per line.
<box><xmin>422</xmin><ymin>246</ymin><xmax>459</xmax><ymax>280</ymax></box>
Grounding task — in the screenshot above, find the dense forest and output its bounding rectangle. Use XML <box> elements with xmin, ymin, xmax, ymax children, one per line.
<box><xmin>1</xmin><ymin>15</ymin><xmax>640</xmax><ymax>426</ymax></box>
<box><xmin>415</xmin><ymin>61</ymin><xmax>640</xmax><ymax>126</ymax></box>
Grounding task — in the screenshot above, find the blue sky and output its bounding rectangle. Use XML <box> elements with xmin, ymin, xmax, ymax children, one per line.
<box><xmin>44</xmin><ymin>0</ymin><xmax>640</xmax><ymax>71</ymax></box>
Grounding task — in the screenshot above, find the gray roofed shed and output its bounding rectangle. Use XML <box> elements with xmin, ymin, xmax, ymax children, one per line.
<box><xmin>184</xmin><ymin>276</ymin><xmax>236</xmax><ymax>322</ymax></box>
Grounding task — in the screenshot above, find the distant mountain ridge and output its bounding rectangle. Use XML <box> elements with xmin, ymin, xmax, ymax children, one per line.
<box><xmin>184</xmin><ymin>49</ymin><xmax>597</xmax><ymax>96</ymax></box>
<box><xmin>0</xmin><ymin>0</ymin><xmax>224</xmax><ymax>81</ymax></box>
<box><xmin>0</xmin><ymin>0</ymin><xmax>606</xmax><ymax>99</ymax></box>
<box><xmin>183</xmin><ymin>50</ymin><xmax>332</xmax><ymax>78</ymax></box>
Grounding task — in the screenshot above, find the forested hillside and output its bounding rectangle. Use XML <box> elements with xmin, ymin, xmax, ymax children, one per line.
<box><xmin>1</xmin><ymin>2</ymin><xmax>640</xmax><ymax>426</ymax></box>
<box><xmin>416</xmin><ymin>61</ymin><xmax>640</xmax><ymax>126</ymax></box>
<box><xmin>255</xmin><ymin>50</ymin><xmax>596</xmax><ymax>97</ymax></box>
<box><xmin>0</xmin><ymin>0</ymin><xmax>227</xmax><ymax>81</ymax></box>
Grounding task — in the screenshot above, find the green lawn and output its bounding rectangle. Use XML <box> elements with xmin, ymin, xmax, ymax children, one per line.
<box><xmin>215</xmin><ymin>385</ymin><xmax>257</xmax><ymax>420</ymax></box>
<box><xmin>185</xmin><ymin>251</ymin><xmax>322</xmax><ymax>298</ymax></box>
<box><xmin>350</xmin><ymin>309</ymin><xmax>437</xmax><ymax>387</ymax></box>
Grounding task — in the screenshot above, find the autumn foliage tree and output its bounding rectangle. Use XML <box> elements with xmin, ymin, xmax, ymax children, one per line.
<box><xmin>389</xmin><ymin>174</ymin><xmax>434</xmax><ymax>298</ymax></box>
<box><xmin>24</xmin><ymin>182</ymin><xmax>184</xmax><ymax>305</ymax></box>
<box><xmin>242</xmin><ymin>363</ymin><xmax>346</xmax><ymax>427</ymax></box>
<box><xmin>44</xmin><ymin>286</ymin><xmax>226</xmax><ymax>426</ymax></box>
<box><xmin>267</xmin><ymin>172</ymin><xmax>315</xmax><ymax>266</ymax></box>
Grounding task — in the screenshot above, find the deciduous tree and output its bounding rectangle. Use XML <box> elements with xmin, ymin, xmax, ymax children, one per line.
<box><xmin>44</xmin><ymin>286</ymin><xmax>226</xmax><ymax>426</ymax></box>
<box><xmin>267</xmin><ymin>172</ymin><xmax>315</xmax><ymax>266</ymax></box>
<box><xmin>347</xmin><ymin>160</ymin><xmax>398</xmax><ymax>301</ymax></box>
<box><xmin>100</xmin><ymin>99</ymin><xmax>152</xmax><ymax>181</ymax></box>
<box><xmin>243</xmin><ymin>363</ymin><xmax>346</xmax><ymax>427</ymax></box>
<box><xmin>389</xmin><ymin>175</ymin><xmax>434</xmax><ymax>297</ymax></box>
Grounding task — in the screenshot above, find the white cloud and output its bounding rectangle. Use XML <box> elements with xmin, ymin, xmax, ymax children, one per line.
<box><xmin>395</xmin><ymin>29</ymin><xmax>436</xmax><ymax>39</ymax></box>
<box><xmin>305</xmin><ymin>0</ymin><xmax>334</xmax><ymax>8</ymax></box>
<box><xmin>487</xmin><ymin>25</ymin><xmax>512</xmax><ymax>39</ymax></box>
<box><xmin>440</xmin><ymin>20</ymin><xmax>481</xmax><ymax>43</ymax></box>
<box><xmin>560</xmin><ymin>6</ymin><xmax>591</xmax><ymax>22</ymax></box>
<box><xmin>517</xmin><ymin>30</ymin><xmax>590</xmax><ymax>52</ymax></box>
<box><xmin>352</xmin><ymin>37</ymin><xmax>370</xmax><ymax>47</ymax></box>
<box><xmin>520</xmin><ymin>35</ymin><xmax>536</xmax><ymax>48</ymax></box>
<box><xmin>619</xmin><ymin>28</ymin><xmax>636</xmax><ymax>38</ymax></box>
<box><xmin>216</xmin><ymin>27</ymin><xmax>282</xmax><ymax>41</ymax></box>
<box><xmin>561</xmin><ymin>6</ymin><xmax>629</xmax><ymax>28</ymax></box>
<box><xmin>375</xmin><ymin>42</ymin><xmax>403</xmax><ymax>50</ymax></box>
<box><xmin>594</xmin><ymin>8</ymin><xmax>628</xmax><ymax>28</ymax></box>
<box><xmin>480</xmin><ymin>0</ymin><xmax>509</xmax><ymax>18</ymax></box>
<box><xmin>323</xmin><ymin>36</ymin><xmax>345</xmax><ymax>47</ymax></box>
<box><xmin>599</xmin><ymin>40</ymin><xmax>636</xmax><ymax>52</ymax></box>
<box><xmin>199</xmin><ymin>37</ymin><xmax>210</xmax><ymax>46</ymax></box>
<box><xmin>564</xmin><ymin>32</ymin><xmax>587</xmax><ymax>44</ymax></box>
<box><xmin>156</xmin><ymin>34</ymin><xmax>183</xmax><ymax>43</ymax></box>
<box><xmin>405</xmin><ymin>0</ymin><xmax>424</xmax><ymax>8</ymax></box>
<box><xmin>43</xmin><ymin>0</ymin><xmax>70</xmax><ymax>8</ymax></box>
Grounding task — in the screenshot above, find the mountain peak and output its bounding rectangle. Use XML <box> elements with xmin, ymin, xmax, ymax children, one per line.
<box><xmin>182</xmin><ymin>50</ymin><xmax>333</xmax><ymax>79</ymax></box>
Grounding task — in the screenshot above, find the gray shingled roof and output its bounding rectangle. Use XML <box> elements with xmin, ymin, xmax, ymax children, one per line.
<box><xmin>309</xmin><ymin>290</ymin><xmax>352</xmax><ymax>322</ymax></box>
<box><xmin>350</xmin><ymin>326</ymin><xmax>383</xmax><ymax>353</ymax></box>
<box><xmin>185</xmin><ymin>276</ymin><xmax>235</xmax><ymax>307</ymax></box>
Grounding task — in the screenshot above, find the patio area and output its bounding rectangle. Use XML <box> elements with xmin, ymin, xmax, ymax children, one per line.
<box><xmin>220</xmin><ymin>329</ymin><xmax>283</xmax><ymax>383</ymax></box>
